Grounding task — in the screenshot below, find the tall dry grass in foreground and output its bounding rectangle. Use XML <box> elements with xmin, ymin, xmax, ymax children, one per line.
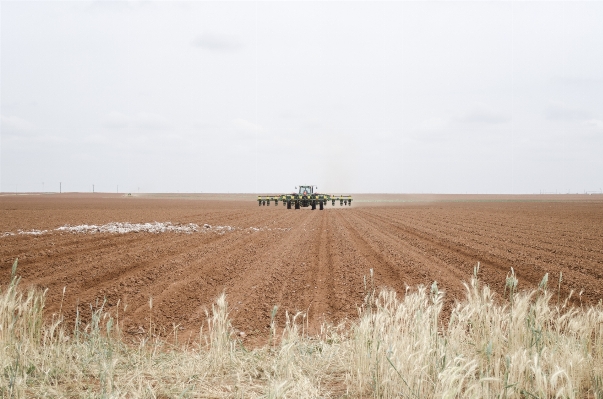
<box><xmin>1</xmin><ymin>260</ymin><xmax>603</xmax><ymax>398</ymax></box>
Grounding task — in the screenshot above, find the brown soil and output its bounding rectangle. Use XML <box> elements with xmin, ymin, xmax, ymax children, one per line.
<box><xmin>1</xmin><ymin>193</ymin><xmax>603</xmax><ymax>345</ymax></box>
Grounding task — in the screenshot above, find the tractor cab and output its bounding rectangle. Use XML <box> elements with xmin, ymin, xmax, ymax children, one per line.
<box><xmin>297</xmin><ymin>185</ymin><xmax>314</xmax><ymax>196</ymax></box>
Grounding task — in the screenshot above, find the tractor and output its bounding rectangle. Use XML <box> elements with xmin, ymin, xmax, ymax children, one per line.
<box><xmin>257</xmin><ymin>185</ymin><xmax>352</xmax><ymax>210</ymax></box>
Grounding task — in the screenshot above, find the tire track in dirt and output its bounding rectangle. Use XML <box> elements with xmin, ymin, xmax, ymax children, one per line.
<box><xmin>110</xmin><ymin>210</ymin><xmax>300</xmax><ymax>334</ymax></box>
<box><xmin>395</xmin><ymin>205</ymin><xmax>603</xmax><ymax>267</ymax></box>
<box><xmin>340</xmin><ymin>210</ymin><xmax>476</xmax><ymax>313</ymax></box>
<box><xmin>322</xmin><ymin>211</ymin><xmax>366</xmax><ymax>321</ymax></box>
<box><xmin>202</xmin><ymin>209</ymin><xmax>360</xmax><ymax>340</ymax></box>
<box><xmin>360</xmin><ymin>207</ymin><xmax>603</xmax><ymax>304</ymax></box>
<box><xmin>39</xmin><ymin>233</ymin><xmax>234</xmax><ymax>324</ymax></box>
<box><xmin>138</xmin><ymin>229</ymin><xmax>292</xmax><ymax>333</ymax></box>
<box><xmin>299</xmin><ymin>211</ymin><xmax>332</xmax><ymax>322</ymax></box>
<box><xmin>23</xmin><ymin>234</ymin><xmax>208</xmax><ymax>286</ymax></box>
<box><xmin>0</xmin><ymin>233</ymin><xmax>146</xmax><ymax>276</ymax></box>
<box><xmin>17</xmin><ymin>208</ymin><xmax>298</xmax><ymax>332</ymax></box>
<box><xmin>358</xmin><ymin>209</ymin><xmax>513</xmax><ymax>289</ymax></box>
<box><xmin>394</xmin><ymin>209</ymin><xmax>601</xmax><ymax>280</ymax></box>
<box><xmin>214</xmin><ymin>211</ymin><xmax>320</xmax><ymax>338</ymax></box>
<box><xmin>332</xmin><ymin>211</ymin><xmax>415</xmax><ymax>295</ymax></box>
<box><xmin>300</xmin><ymin>210</ymin><xmax>345</xmax><ymax>325</ymax></box>
<box><xmin>416</xmin><ymin>206</ymin><xmax>603</xmax><ymax>286</ymax></box>
<box><xmin>401</xmin><ymin>209</ymin><xmax>603</xmax><ymax>294</ymax></box>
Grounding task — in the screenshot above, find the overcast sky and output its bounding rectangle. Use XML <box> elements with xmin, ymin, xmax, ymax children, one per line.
<box><xmin>1</xmin><ymin>1</ymin><xmax>602</xmax><ymax>194</ymax></box>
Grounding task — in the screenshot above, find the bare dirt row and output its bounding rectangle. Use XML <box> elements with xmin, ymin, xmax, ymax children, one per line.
<box><xmin>1</xmin><ymin>193</ymin><xmax>602</xmax><ymax>344</ymax></box>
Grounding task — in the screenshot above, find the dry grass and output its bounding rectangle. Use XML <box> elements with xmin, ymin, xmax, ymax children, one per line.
<box><xmin>1</xmin><ymin>260</ymin><xmax>602</xmax><ymax>398</ymax></box>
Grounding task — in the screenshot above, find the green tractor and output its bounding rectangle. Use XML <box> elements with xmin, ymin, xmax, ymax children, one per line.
<box><xmin>258</xmin><ymin>185</ymin><xmax>352</xmax><ymax>210</ymax></box>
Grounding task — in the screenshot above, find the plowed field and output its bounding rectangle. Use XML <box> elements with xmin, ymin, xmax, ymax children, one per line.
<box><xmin>2</xmin><ymin>193</ymin><xmax>603</xmax><ymax>344</ymax></box>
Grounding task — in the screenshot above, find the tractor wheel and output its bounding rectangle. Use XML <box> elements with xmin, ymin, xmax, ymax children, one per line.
<box><xmin>311</xmin><ymin>201</ymin><xmax>316</xmax><ymax>210</ymax></box>
<box><xmin>287</xmin><ymin>201</ymin><xmax>291</xmax><ymax>209</ymax></box>
<box><xmin>258</xmin><ymin>201</ymin><xmax>261</xmax><ymax>206</ymax></box>
<box><xmin>295</xmin><ymin>201</ymin><xmax>300</xmax><ymax>210</ymax></box>
<box><xmin>319</xmin><ymin>201</ymin><xmax>324</xmax><ymax>210</ymax></box>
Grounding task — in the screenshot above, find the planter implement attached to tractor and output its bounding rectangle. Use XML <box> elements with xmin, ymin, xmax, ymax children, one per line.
<box><xmin>257</xmin><ymin>185</ymin><xmax>352</xmax><ymax>210</ymax></box>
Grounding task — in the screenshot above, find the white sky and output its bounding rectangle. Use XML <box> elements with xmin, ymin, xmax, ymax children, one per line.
<box><xmin>1</xmin><ymin>1</ymin><xmax>602</xmax><ymax>194</ymax></box>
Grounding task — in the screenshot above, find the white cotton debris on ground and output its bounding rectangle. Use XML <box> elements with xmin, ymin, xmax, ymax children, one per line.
<box><xmin>2</xmin><ymin>229</ymin><xmax>47</xmax><ymax>237</ymax></box>
<box><xmin>56</xmin><ymin>222</ymin><xmax>200</xmax><ymax>234</ymax></box>
<box><xmin>19</xmin><ymin>229</ymin><xmax>48</xmax><ymax>236</ymax></box>
<box><xmin>1</xmin><ymin>222</ymin><xmax>291</xmax><ymax>237</ymax></box>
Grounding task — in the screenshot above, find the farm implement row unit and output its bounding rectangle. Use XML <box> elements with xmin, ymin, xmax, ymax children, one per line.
<box><xmin>258</xmin><ymin>185</ymin><xmax>352</xmax><ymax>210</ymax></box>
